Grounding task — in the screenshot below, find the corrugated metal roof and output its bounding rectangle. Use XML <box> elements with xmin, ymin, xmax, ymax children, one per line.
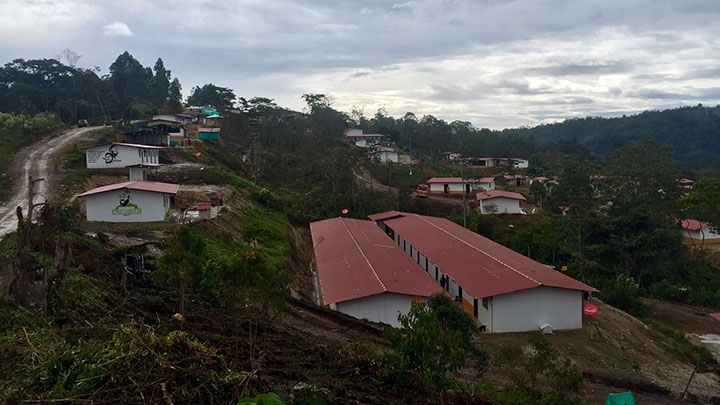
<box><xmin>712</xmin><ymin>313</ymin><xmax>720</xmax><ymax>323</ymax></box>
<box><xmin>77</xmin><ymin>181</ymin><xmax>179</xmax><ymax>197</ymax></box>
<box><xmin>310</xmin><ymin>217</ymin><xmax>445</xmax><ymax>305</ymax></box>
<box><xmin>476</xmin><ymin>190</ymin><xmax>526</xmax><ymax>201</ymax></box>
<box><xmin>367</xmin><ymin>210</ymin><xmax>405</xmax><ymax>222</ymax></box>
<box><xmin>378</xmin><ymin>212</ymin><xmax>598</xmax><ymax>298</ymax></box>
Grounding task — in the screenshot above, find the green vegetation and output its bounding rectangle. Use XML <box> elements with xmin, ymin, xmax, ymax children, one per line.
<box><xmin>0</xmin><ymin>112</ymin><xmax>64</xmax><ymax>200</ymax></box>
<box><xmin>380</xmin><ymin>294</ymin><xmax>488</xmax><ymax>399</ymax></box>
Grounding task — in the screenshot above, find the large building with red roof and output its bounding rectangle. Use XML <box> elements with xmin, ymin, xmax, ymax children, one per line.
<box><xmin>368</xmin><ymin>211</ymin><xmax>598</xmax><ymax>333</ymax></box>
<box><xmin>77</xmin><ymin>181</ymin><xmax>179</xmax><ymax>222</ymax></box>
<box><xmin>681</xmin><ymin>219</ymin><xmax>720</xmax><ymax>243</ymax></box>
<box><xmin>310</xmin><ymin>217</ymin><xmax>446</xmax><ymax>327</ymax></box>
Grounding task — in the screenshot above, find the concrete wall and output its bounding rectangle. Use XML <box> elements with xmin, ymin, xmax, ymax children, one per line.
<box><xmin>85</xmin><ymin>189</ymin><xmax>172</xmax><ymax>222</ymax></box>
<box><xmin>87</xmin><ymin>144</ymin><xmax>159</xmax><ymax>169</ymax></box>
<box><xmin>491</xmin><ymin>287</ymin><xmax>583</xmax><ymax>333</ymax></box>
<box><xmin>336</xmin><ymin>293</ymin><xmax>419</xmax><ymax>327</ymax></box>
<box><xmin>429</xmin><ymin>183</ymin><xmax>464</xmax><ymax>194</ymax></box>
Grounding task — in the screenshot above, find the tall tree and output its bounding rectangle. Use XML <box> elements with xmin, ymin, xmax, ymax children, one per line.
<box><xmin>150</xmin><ymin>57</ymin><xmax>171</xmax><ymax>109</ymax></box>
<box><xmin>108</xmin><ymin>51</ymin><xmax>152</xmax><ymax>118</ymax></box>
<box><xmin>187</xmin><ymin>84</ymin><xmax>236</xmax><ymax>113</ymax></box>
<box><xmin>599</xmin><ymin>138</ymin><xmax>684</xmax><ymax>287</ymax></box>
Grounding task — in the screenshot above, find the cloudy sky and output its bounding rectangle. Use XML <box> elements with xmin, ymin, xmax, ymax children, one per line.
<box><xmin>1</xmin><ymin>0</ymin><xmax>719</xmax><ymax>129</ymax></box>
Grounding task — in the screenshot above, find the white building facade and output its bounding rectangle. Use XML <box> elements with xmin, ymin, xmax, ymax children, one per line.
<box><xmin>78</xmin><ymin>181</ymin><xmax>178</xmax><ymax>222</ymax></box>
<box><xmin>86</xmin><ymin>143</ymin><xmax>162</xmax><ymax>169</ymax></box>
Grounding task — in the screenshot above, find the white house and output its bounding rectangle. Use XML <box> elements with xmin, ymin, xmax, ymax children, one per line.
<box><xmin>310</xmin><ymin>217</ymin><xmax>445</xmax><ymax>327</ymax></box>
<box><xmin>368</xmin><ymin>211</ymin><xmax>598</xmax><ymax>333</ymax></box>
<box><xmin>479</xmin><ymin>177</ymin><xmax>496</xmax><ymax>191</ymax></box>
<box><xmin>681</xmin><ymin>219</ymin><xmax>720</xmax><ymax>243</ymax></box>
<box><xmin>476</xmin><ymin>190</ymin><xmax>526</xmax><ymax>214</ymax></box>
<box><xmin>373</xmin><ymin>145</ymin><xmax>399</xmax><ymax>163</ymax></box>
<box><xmin>86</xmin><ymin>143</ymin><xmax>162</xmax><ymax>170</ymax></box>
<box><xmin>512</xmin><ymin>158</ymin><xmax>529</xmax><ymax>169</ymax></box>
<box><xmin>77</xmin><ymin>181</ymin><xmax>179</xmax><ymax>223</ymax></box>
<box><xmin>344</xmin><ymin>129</ymin><xmax>383</xmax><ymax>148</ymax></box>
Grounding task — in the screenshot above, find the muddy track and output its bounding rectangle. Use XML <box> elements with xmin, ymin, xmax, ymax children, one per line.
<box><xmin>0</xmin><ymin>126</ymin><xmax>101</xmax><ymax>237</ymax></box>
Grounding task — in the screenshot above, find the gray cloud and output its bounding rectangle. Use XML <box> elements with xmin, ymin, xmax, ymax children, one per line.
<box><xmin>1</xmin><ymin>0</ymin><xmax>720</xmax><ymax>128</ymax></box>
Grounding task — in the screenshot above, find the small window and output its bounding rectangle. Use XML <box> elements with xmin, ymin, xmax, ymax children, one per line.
<box><xmin>482</xmin><ymin>297</ymin><xmax>489</xmax><ymax>309</ymax></box>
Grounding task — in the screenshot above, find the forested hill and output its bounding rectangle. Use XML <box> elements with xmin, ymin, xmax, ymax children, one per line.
<box><xmin>502</xmin><ymin>105</ymin><xmax>720</xmax><ymax>169</ymax></box>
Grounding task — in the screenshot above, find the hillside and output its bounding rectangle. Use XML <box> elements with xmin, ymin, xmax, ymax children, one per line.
<box><xmin>0</xmin><ymin>126</ymin><xmax>719</xmax><ymax>403</ymax></box>
<box><xmin>501</xmin><ymin>104</ymin><xmax>720</xmax><ymax>169</ymax></box>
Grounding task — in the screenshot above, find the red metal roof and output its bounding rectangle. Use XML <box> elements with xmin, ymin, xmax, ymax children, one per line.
<box><xmin>310</xmin><ymin>217</ymin><xmax>445</xmax><ymax>305</ymax></box>
<box><xmin>368</xmin><ymin>210</ymin><xmax>405</xmax><ymax>222</ymax></box>
<box><xmin>476</xmin><ymin>190</ymin><xmax>526</xmax><ymax>201</ymax></box>
<box><xmin>712</xmin><ymin>313</ymin><xmax>720</xmax><ymax>323</ymax></box>
<box><xmin>77</xmin><ymin>181</ymin><xmax>179</xmax><ymax>197</ymax></box>
<box><xmin>681</xmin><ymin>219</ymin><xmax>708</xmax><ymax>231</ymax></box>
<box><xmin>480</xmin><ymin>177</ymin><xmax>496</xmax><ymax>183</ymax></box>
<box><xmin>377</xmin><ymin>212</ymin><xmax>598</xmax><ymax>298</ymax></box>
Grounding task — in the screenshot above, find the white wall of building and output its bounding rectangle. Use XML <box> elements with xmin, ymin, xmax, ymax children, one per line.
<box><xmin>479</xmin><ymin>181</ymin><xmax>495</xmax><ymax>191</ymax></box>
<box><xmin>376</xmin><ymin>150</ymin><xmax>399</xmax><ymax>163</ymax></box>
<box><xmin>336</xmin><ymin>293</ymin><xmax>419</xmax><ymax>327</ymax></box>
<box><xmin>512</xmin><ymin>159</ymin><xmax>529</xmax><ymax>168</ymax></box>
<box><xmin>684</xmin><ymin>228</ymin><xmax>720</xmax><ymax>241</ymax></box>
<box><xmin>87</xmin><ymin>144</ymin><xmax>160</xmax><ymax>169</ymax></box>
<box><xmin>429</xmin><ymin>182</ymin><xmax>465</xmax><ymax>194</ymax></box>
<box><xmin>85</xmin><ymin>189</ymin><xmax>172</xmax><ymax>222</ymax></box>
<box><xmin>491</xmin><ymin>287</ymin><xmax>582</xmax><ymax>333</ymax></box>
<box><xmin>480</xmin><ymin>197</ymin><xmax>521</xmax><ymax>214</ymax></box>
<box><xmin>129</xmin><ymin>167</ymin><xmax>149</xmax><ymax>181</ymax></box>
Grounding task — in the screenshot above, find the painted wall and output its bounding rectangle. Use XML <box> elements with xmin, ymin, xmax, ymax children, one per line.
<box><xmin>86</xmin><ymin>144</ymin><xmax>160</xmax><ymax>169</ymax></box>
<box><xmin>85</xmin><ymin>189</ymin><xmax>172</xmax><ymax>222</ymax></box>
<box><xmin>375</xmin><ymin>150</ymin><xmax>399</xmax><ymax>163</ymax></box>
<box><xmin>491</xmin><ymin>287</ymin><xmax>583</xmax><ymax>333</ymax></box>
<box><xmin>429</xmin><ymin>182</ymin><xmax>464</xmax><ymax>194</ymax></box>
<box><xmin>480</xmin><ymin>197</ymin><xmax>521</xmax><ymax>214</ymax></box>
<box><xmin>336</xmin><ymin>293</ymin><xmax>419</xmax><ymax>327</ymax></box>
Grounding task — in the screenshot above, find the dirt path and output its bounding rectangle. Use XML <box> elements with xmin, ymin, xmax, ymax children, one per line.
<box><xmin>0</xmin><ymin>126</ymin><xmax>101</xmax><ymax>237</ymax></box>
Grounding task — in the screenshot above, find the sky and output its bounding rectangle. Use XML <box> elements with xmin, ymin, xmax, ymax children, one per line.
<box><xmin>1</xmin><ymin>0</ymin><xmax>720</xmax><ymax>129</ymax></box>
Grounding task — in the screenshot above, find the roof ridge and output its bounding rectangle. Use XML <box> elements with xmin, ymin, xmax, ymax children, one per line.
<box><xmin>413</xmin><ymin>214</ymin><xmax>542</xmax><ymax>286</ymax></box>
<box><xmin>340</xmin><ymin>218</ymin><xmax>387</xmax><ymax>292</ymax></box>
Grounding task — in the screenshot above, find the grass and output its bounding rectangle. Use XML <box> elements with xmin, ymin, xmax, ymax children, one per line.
<box><xmin>644</xmin><ymin>318</ymin><xmax>719</xmax><ymax>371</ymax></box>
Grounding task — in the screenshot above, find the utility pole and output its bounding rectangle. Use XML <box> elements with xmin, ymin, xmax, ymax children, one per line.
<box><xmin>461</xmin><ymin>163</ymin><xmax>467</xmax><ymax>228</ymax></box>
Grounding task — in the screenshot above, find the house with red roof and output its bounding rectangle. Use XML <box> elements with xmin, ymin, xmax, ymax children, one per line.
<box><xmin>310</xmin><ymin>217</ymin><xmax>446</xmax><ymax>327</ymax></box>
<box><xmin>368</xmin><ymin>211</ymin><xmax>598</xmax><ymax>333</ymax></box>
<box><xmin>476</xmin><ymin>190</ymin><xmax>527</xmax><ymax>214</ymax></box>
<box><xmin>77</xmin><ymin>181</ymin><xmax>179</xmax><ymax>222</ymax></box>
<box><xmin>681</xmin><ymin>219</ymin><xmax>720</xmax><ymax>243</ymax></box>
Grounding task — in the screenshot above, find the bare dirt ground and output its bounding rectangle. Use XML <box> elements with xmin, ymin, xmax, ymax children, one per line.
<box><xmin>0</xmin><ymin>126</ymin><xmax>101</xmax><ymax>237</ymax></box>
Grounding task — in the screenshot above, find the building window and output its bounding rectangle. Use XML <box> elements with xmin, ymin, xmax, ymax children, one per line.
<box><xmin>482</xmin><ymin>297</ymin><xmax>489</xmax><ymax>309</ymax></box>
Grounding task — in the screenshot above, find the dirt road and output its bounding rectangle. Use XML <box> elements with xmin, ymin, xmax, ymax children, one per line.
<box><xmin>0</xmin><ymin>127</ymin><xmax>100</xmax><ymax>237</ymax></box>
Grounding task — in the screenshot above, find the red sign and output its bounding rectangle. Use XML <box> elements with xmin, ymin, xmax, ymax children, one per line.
<box><xmin>583</xmin><ymin>304</ymin><xmax>598</xmax><ymax>317</ymax></box>
<box><xmin>341</xmin><ymin>208</ymin><xmax>349</xmax><ymax>215</ymax></box>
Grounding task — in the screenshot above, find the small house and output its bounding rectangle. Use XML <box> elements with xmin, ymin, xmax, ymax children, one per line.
<box><xmin>479</xmin><ymin>177</ymin><xmax>496</xmax><ymax>191</ymax></box>
<box><xmin>198</xmin><ymin>127</ymin><xmax>221</xmax><ymax>141</ymax></box>
<box><xmin>344</xmin><ymin>129</ymin><xmax>383</xmax><ymax>148</ymax></box>
<box><xmin>681</xmin><ymin>219</ymin><xmax>720</xmax><ymax>243</ymax></box>
<box><xmin>86</xmin><ymin>143</ymin><xmax>162</xmax><ymax>169</ymax></box>
<box><xmin>77</xmin><ymin>181</ymin><xmax>179</xmax><ymax>223</ymax></box>
<box><xmin>476</xmin><ymin>190</ymin><xmax>526</xmax><ymax>214</ymax></box>
<box><xmin>426</xmin><ymin>177</ymin><xmax>476</xmax><ymax>195</ymax></box>
<box><xmin>310</xmin><ymin>217</ymin><xmax>446</xmax><ymax>327</ymax></box>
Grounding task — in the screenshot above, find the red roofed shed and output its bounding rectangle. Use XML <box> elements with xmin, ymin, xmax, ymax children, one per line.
<box><xmin>370</xmin><ymin>211</ymin><xmax>598</xmax><ymax>333</ymax></box>
<box><xmin>310</xmin><ymin>217</ymin><xmax>445</xmax><ymax>327</ymax></box>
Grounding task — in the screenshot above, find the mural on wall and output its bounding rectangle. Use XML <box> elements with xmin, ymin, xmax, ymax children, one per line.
<box><xmin>87</xmin><ymin>144</ymin><xmax>123</xmax><ymax>165</ymax></box>
<box><xmin>104</xmin><ymin>144</ymin><xmax>121</xmax><ymax>164</ymax></box>
<box><xmin>112</xmin><ymin>190</ymin><xmax>141</xmax><ymax>216</ymax></box>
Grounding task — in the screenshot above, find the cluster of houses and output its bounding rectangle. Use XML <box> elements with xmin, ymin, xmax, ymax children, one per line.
<box><xmin>423</xmin><ymin>177</ymin><xmax>534</xmax><ymax>215</ymax></box>
<box><xmin>311</xmin><ymin>211</ymin><xmax>598</xmax><ymax>332</ymax></box>
<box><xmin>344</xmin><ymin>129</ymin><xmax>405</xmax><ymax>163</ymax></box>
<box><xmin>76</xmin><ymin>109</ymin><xmax>223</xmax><ymax>223</ymax></box>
